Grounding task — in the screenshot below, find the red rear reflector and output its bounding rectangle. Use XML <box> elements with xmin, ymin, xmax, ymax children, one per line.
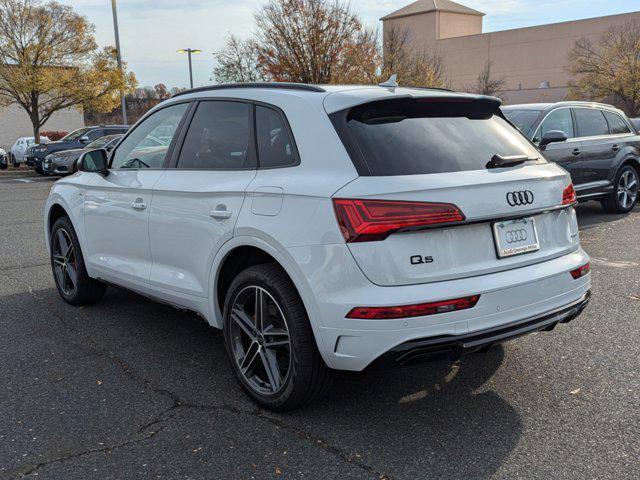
<box><xmin>562</xmin><ymin>184</ymin><xmax>576</xmax><ymax>205</ymax></box>
<box><xmin>570</xmin><ymin>262</ymin><xmax>590</xmax><ymax>279</ymax></box>
<box><xmin>333</xmin><ymin>198</ymin><xmax>465</xmax><ymax>243</ymax></box>
<box><xmin>346</xmin><ymin>295</ymin><xmax>480</xmax><ymax>320</ymax></box>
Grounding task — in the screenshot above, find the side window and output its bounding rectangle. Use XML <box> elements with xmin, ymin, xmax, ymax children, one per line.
<box><xmin>86</xmin><ymin>129</ymin><xmax>104</xmax><ymax>141</ymax></box>
<box><xmin>111</xmin><ymin>103</ymin><xmax>188</xmax><ymax>169</ymax></box>
<box><xmin>255</xmin><ymin>105</ymin><xmax>298</xmax><ymax>168</ymax></box>
<box><xmin>603</xmin><ymin>111</ymin><xmax>631</xmax><ymax>135</ymax></box>
<box><xmin>534</xmin><ymin>108</ymin><xmax>574</xmax><ymax>143</ymax></box>
<box><xmin>574</xmin><ymin>108</ymin><xmax>609</xmax><ymax>137</ymax></box>
<box><xmin>177</xmin><ymin>101</ymin><xmax>253</xmax><ymax>170</ymax></box>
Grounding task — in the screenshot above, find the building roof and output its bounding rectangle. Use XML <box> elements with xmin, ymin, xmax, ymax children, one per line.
<box><xmin>381</xmin><ymin>0</ymin><xmax>484</xmax><ymax>21</ymax></box>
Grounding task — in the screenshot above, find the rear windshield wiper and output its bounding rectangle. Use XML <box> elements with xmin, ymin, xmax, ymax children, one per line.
<box><xmin>486</xmin><ymin>154</ymin><xmax>539</xmax><ymax>169</ymax></box>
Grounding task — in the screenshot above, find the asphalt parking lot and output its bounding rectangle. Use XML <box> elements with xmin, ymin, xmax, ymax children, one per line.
<box><xmin>0</xmin><ymin>172</ymin><xmax>638</xmax><ymax>480</ymax></box>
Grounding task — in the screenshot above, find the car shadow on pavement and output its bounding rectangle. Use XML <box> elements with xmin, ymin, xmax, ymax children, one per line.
<box><xmin>1</xmin><ymin>286</ymin><xmax>521</xmax><ymax>479</ymax></box>
<box><xmin>288</xmin><ymin>345</ymin><xmax>521</xmax><ymax>479</ymax></box>
<box><xmin>576</xmin><ymin>201</ymin><xmax>638</xmax><ymax>229</ymax></box>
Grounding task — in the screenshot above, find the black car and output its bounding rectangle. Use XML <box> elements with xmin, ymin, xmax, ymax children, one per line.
<box><xmin>27</xmin><ymin>125</ymin><xmax>129</xmax><ymax>174</ymax></box>
<box><xmin>42</xmin><ymin>134</ymin><xmax>124</xmax><ymax>176</ymax></box>
<box><xmin>503</xmin><ymin>102</ymin><xmax>640</xmax><ymax>213</ymax></box>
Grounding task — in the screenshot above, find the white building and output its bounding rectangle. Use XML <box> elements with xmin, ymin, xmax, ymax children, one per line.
<box><xmin>0</xmin><ymin>103</ymin><xmax>84</xmax><ymax>149</ymax></box>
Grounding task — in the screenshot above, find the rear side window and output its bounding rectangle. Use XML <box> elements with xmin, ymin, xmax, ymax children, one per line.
<box><xmin>177</xmin><ymin>101</ymin><xmax>254</xmax><ymax>170</ymax></box>
<box><xmin>574</xmin><ymin>108</ymin><xmax>609</xmax><ymax>137</ymax></box>
<box><xmin>337</xmin><ymin>98</ymin><xmax>540</xmax><ymax>176</ymax></box>
<box><xmin>603</xmin><ymin>111</ymin><xmax>631</xmax><ymax>135</ymax></box>
<box><xmin>255</xmin><ymin>106</ymin><xmax>297</xmax><ymax>168</ymax></box>
<box><xmin>502</xmin><ymin>109</ymin><xmax>541</xmax><ymax>137</ymax></box>
<box><xmin>534</xmin><ymin>108</ymin><xmax>574</xmax><ymax>143</ymax></box>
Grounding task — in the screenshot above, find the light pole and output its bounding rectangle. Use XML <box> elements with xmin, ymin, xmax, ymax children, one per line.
<box><xmin>111</xmin><ymin>0</ymin><xmax>127</xmax><ymax>124</ymax></box>
<box><xmin>177</xmin><ymin>48</ymin><xmax>202</xmax><ymax>89</ymax></box>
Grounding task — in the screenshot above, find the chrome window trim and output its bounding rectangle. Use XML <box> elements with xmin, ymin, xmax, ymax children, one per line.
<box><xmin>532</xmin><ymin>105</ymin><xmax>635</xmax><ymax>144</ymax></box>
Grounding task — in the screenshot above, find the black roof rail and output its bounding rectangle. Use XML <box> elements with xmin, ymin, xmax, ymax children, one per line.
<box><xmin>172</xmin><ymin>82</ymin><xmax>326</xmax><ymax>98</ymax></box>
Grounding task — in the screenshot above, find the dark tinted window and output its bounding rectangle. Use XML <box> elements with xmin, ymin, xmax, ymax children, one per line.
<box><xmin>574</xmin><ymin>108</ymin><xmax>609</xmax><ymax>137</ymax></box>
<box><xmin>603</xmin><ymin>111</ymin><xmax>631</xmax><ymax>135</ymax></box>
<box><xmin>502</xmin><ymin>109</ymin><xmax>541</xmax><ymax>137</ymax></box>
<box><xmin>342</xmin><ymin>99</ymin><xmax>540</xmax><ymax>176</ymax></box>
<box><xmin>177</xmin><ymin>101</ymin><xmax>253</xmax><ymax>169</ymax></box>
<box><xmin>256</xmin><ymin>106</ymin><xmax>297</xmax><ymax>168</ymax></box>
<box><xmin>111</xmin><ymin>103</ymin><xmax>188</xmax><ymax>169</ymax></box>
<box><xmin>85</xmin><ymin>129</ymin><xmax>104</xmax><ymax>141</ymax></box>
<box><xmin>534</xmin><ymin>108</ymin><xmax>574</xmax><ymax>142</ymax></box>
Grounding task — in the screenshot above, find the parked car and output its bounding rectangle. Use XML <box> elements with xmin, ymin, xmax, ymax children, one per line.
<box><xmin>10</xmin><ymin>136</ymin><xmax>50</xmax><ymax>166</ymax></box>
<box><xmin>0</xmin><ymin>147</ymin><xmax>7</xmax><ymax>169</ymax></box>
<box><xmin>503</xmin><ymin>102</ymin><xmax>640</xmax><ymax>213</ymax></box>
<box><xmin>27</xmin><ymin>125</ymin><xmax>129</xmax><ymax>174</ymax></box>
<box><xmin>45</xmin><ymin>83</ymin><xmax>591</xmax><ymax>410</ymax></box>
<box><xmin>42</xmin><ymin>134</ymin><xmax>126</xmax><ymax>176</ymax></box>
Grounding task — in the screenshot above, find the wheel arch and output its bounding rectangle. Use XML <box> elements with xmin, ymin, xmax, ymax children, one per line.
<box><xmin>208</xmin><ymin>235</ymin><xmax>332</xmax><ymax>367</ymax></box>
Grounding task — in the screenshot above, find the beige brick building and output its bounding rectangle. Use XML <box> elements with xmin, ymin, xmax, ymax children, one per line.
<box><xmin>382</xmin><ymin>0</ymin><xmax>640</xmax><ymax>104</ymax></box>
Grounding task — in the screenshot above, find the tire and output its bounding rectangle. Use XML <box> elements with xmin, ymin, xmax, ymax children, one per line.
<box><xmin>223</xmin><ymin>263</ymin><xmax>332</xmax><ymax>411</ymax></box>
<box><xmin>601</xmin><ymin>164</ymin><xmax>639</xmax><ymax>213</ymax></box>
<box><xmin>50</xmin><ymin>216</ymin><xmax>107</xmax><ymax>305</ymax></box>
<box><xmin>34</xmin><ymin>165</ymin><xmax>44</xmax><ymax>175</ymax></box>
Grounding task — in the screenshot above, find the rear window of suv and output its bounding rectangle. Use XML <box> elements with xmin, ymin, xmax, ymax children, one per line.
<box><xmin>334</xmin><ymin>98</ymin><xmax>541</xmax><ymax>176</ymax></box>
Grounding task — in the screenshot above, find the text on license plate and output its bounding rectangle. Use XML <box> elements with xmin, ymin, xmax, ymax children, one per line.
<box><xmin>492</xmin><ymin>217</ymin><xmax>540</xmax><ymax>258</ymax></box>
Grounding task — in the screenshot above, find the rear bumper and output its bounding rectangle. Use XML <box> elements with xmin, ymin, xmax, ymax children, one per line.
<box><xmin>288</xmin><ymin>244</ymin><xmax>591</xmax><ymax>371</ymax></box>
<box><xmin>368</xmin><ymin>291</ymin><xmax>590</xmax><ymax>369</ymax></box>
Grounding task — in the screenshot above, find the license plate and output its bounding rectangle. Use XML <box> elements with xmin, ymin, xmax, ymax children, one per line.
<box><xmin>492</xmin><ymin>217</ymin><xmax>540</xmax><ymax>258</ymax></box>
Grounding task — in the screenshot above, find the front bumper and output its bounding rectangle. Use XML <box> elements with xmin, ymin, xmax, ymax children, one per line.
<box><xmin>368</xmin><ymin>291</ymin><xmax>590</xmax><ymax>369</ymax></box>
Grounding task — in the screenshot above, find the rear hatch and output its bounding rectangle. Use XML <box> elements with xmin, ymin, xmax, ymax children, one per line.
<box><xmin>330</xmin><ymin>95</ymin><xmax>579</xmax><ymax>287</ymax></box>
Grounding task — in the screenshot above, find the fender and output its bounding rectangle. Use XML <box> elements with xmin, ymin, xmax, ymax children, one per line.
<box><xmin>206</xmin><ymin>234</ymin><xmax>335</xmax><ymax>368</ymax></box>
<box><xmin>44</xmin><ymin>181</ymin><xmax>91</xmax><ymax>274</ymax></box>
<box><xmin>611</xmin><ymin>146</ymin><xmax>640</xmax><ymax>181</ymax></box>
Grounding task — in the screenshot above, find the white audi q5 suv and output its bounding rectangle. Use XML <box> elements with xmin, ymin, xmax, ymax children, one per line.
<box><xmin>45</xmin><ymin>83</ymin><xmax>591</xmax><ymax>410</ymax></box>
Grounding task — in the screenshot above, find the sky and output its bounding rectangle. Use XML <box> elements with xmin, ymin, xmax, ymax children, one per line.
<box><xmin>59</xmin><ymin>0</ymin><xmax>640</xmax><ymax>89</ymax></box>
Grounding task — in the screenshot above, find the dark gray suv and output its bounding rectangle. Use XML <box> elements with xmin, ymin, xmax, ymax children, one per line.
<box><xmin>503</xmin><ymin>102</ymin><xmax>639</xmax><ymax>213</ymax></box>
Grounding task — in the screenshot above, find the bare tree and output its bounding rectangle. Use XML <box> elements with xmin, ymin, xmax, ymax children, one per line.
<box><xmin>213</xmin><ymin>35</ymin><xmax>270</xmax><ymax>83</ymax></box>
<box><xmin>568</xmin><ymin>21</ymin><xmax>640</xmax><ymax>115</ymax></box>
<box><xmin>381</xmin><ymin>26</ymin><xmax>447</xmax><ymax>88</ymax></box>
<box><xmin>464</xmin><ymin>60</ymin><xmax>506</xmax><ymax>97</ymax></box>
<box><xmin>254</xmin><ymin>0</ymin><xmax>366</xmax><ymax>84</ymax></box>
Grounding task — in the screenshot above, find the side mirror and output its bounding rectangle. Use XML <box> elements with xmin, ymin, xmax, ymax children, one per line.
<box><xmin>79</xmin><ymin>135</ymin><xmax>91</xmax><ymax>143</ymax></box>
<box><xmin>539</xmin><ymin>130</ymin><xmax>568</xmax><ymax>148</ymax></box>
<box><xmin>78</xmin><ymin>149</ymin><xmax>109</xmax><ymax>176</ymax></box>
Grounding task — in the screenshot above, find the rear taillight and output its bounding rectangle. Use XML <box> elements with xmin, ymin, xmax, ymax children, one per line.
<box><xmin>346</xmin><ymin>295</ymin><xmax>480</xmax><ymax>320</ymax></box>
<box><xmin>570</xmin><ymin>262</ymin><xmax>590</xmax><ymax>279</ymax></box>
<box><xmin>562</xmin><ymin>184</ymin><xmax>576</xmax><ymax>205</ymax></box>
<box><xmin>332</xmin><ymin>198</ymin><xmax>465</xmax><ymax>243</ymax></box>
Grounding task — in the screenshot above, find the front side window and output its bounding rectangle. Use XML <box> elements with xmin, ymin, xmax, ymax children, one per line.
<box><xmin>340</xmin><ymin>98</ymin><xmax>541</xmax><ymax>176</ymax></box>
<box><xmin>603</xmin><ymin>111</ymin><xmax>631</xmax><ymax>135</ymax></box>
<box><xmin>574</xmin><ymin>108</ymin><xmax>609</xmax><ymax>137</ymax></box>
<box><xmin>177</xmin><ymin>101</ymin><xmax>253</xmax><ymax>169</ymax></box>
<box><xmin>255</xmin><ymin>106</ymin><xmax>297</xmax><ymax>168</ymax></box>
<box><xmin>534</xmin><ymin>108</ymin><xmax>574</xmax><ymax>143</ymax></box>
<box><xmin>111</xmin><ymin>103</ymin><xmax>188</xmax><ymax>169</ymax></box>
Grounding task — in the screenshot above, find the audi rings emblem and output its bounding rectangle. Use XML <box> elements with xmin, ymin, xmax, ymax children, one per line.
<box><xmin>506</xmin><ymin>190</ymin><xmax>534</xmax><ymax>206</ymax></box>
<box><xmin>505</xmin><ymin>229</ymin><xmax>528</xmax><ymax>243</ymax></box>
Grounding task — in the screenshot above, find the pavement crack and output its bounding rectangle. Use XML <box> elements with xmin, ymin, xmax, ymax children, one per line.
<box><xmin>0</xmin><ymin>271</ymin><xmax>44</xmax><ymax>300</ymax></box>
<box><xmin>18</xmin><ymin>424</ymin><xmax>167</xmax><ymax>477</ymax></box>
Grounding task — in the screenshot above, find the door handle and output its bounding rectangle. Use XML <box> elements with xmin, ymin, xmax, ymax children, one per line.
<box><xmin>210</xmin><ymin>209</ymin><xmax>232</xmax><ymax>219</ymax></box>
<box><xmin>611</xmin><ymin>144</ymin><xmax>620</xmax><ymax>152</ymax></box>
<box><xmin>572</xmin><ymin>148</ymin><xmax>581</xmax><ymax>156</ymax></box>
<box><xmin>131</xmin><ymin>201</ymin><xmax>147</xmax><ymax>211</ymax></box>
